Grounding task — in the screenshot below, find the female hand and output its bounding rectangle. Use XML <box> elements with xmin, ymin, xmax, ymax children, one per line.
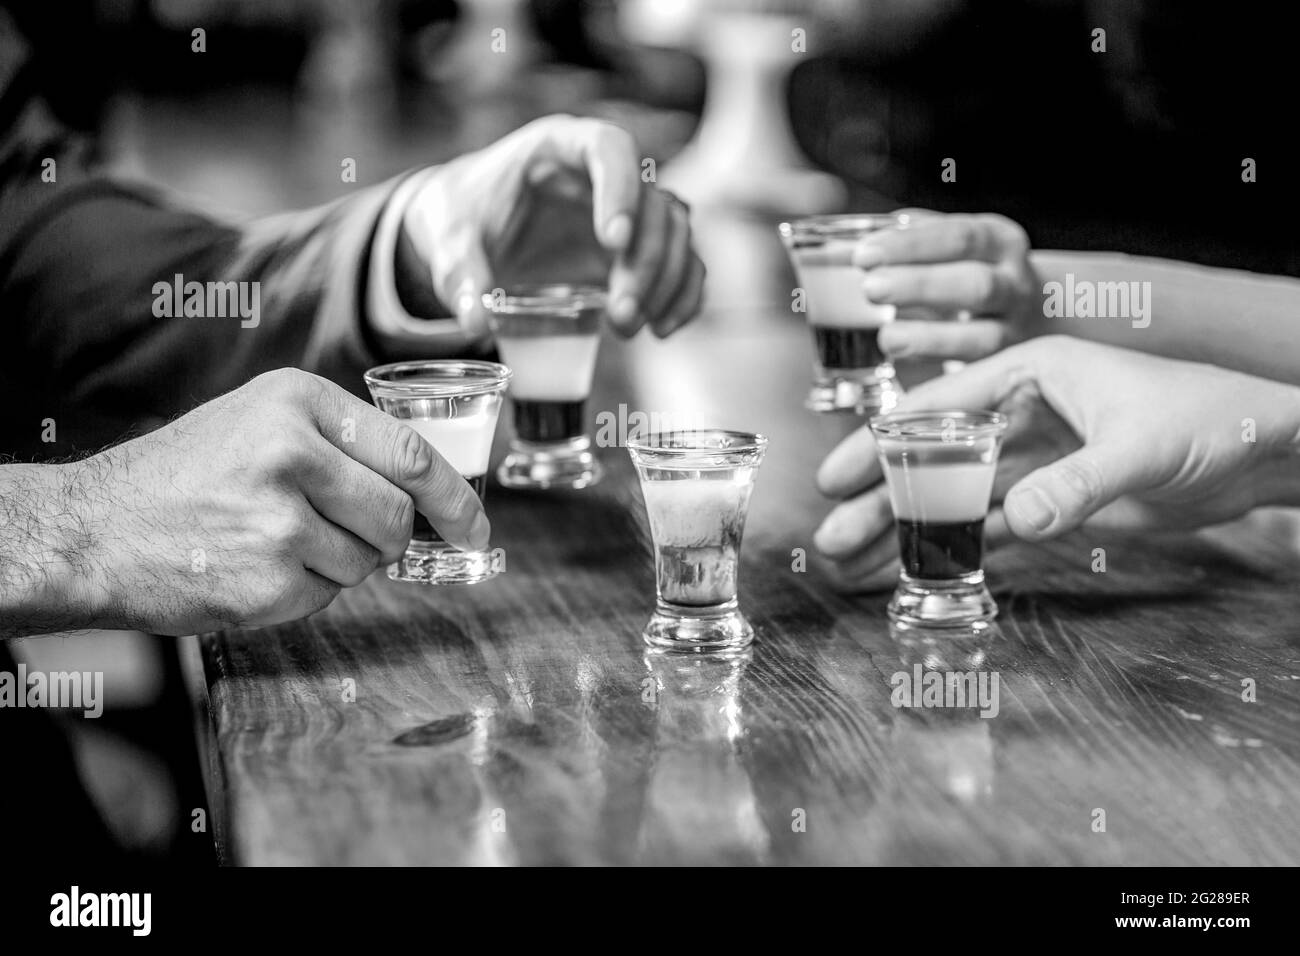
<box><xmin>814</xmin><ymin>336</ymin><xmax>1300</xmax><ymax>591</ymax></box>
<box><xmin>856</xmin><ymin>210</ymin><xmax>1039</xmax><ymax>363</ymax></box>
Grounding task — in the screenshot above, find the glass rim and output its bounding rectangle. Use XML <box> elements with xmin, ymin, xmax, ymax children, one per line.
<box><xmin>363</xmin><ymin>360</ymin><xmax>512</xmax><ymax>397</ymax></box>
<box><xmin>626</xmin><ymin>428</ymin><xmax>768</xmax><ymax>456</ymax></box>
<box><xmin>481</xmin><ymin>284</ymin><xmax>608</xmax><ymax>316</ymax></box>
<box><xmin>868</xmin><ymin>409</ymin><xmax>1008</xmax><ymax>440</ymax></box>
<box><xmin>779</xmin><ymin>212</ymin><xmax>911</xmax><ymax>242</ymax></box>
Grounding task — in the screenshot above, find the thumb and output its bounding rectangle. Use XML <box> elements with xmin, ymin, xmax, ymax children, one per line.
<box><xmin>442</xmin><ymin>241</ymin><xmax>492</xmax><ymax>340</ymax></box>
<box><xmin>1002</xmin><ymin>445</ymin><xmax>1138</xmax><ymax>541</ymax></box>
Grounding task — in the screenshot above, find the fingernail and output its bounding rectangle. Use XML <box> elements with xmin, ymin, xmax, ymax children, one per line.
<box><xmin>815</xmin><ymin>460</ymin><xmax>840</xmax><ymax>496</ymax></box>
<box><xmin>610</xmin><ymin>295</ymin><xmax>637</xmax><ymax>323</ymax></box>
<box><xmin>1007</xmin><ymin>486</ymin><xmax>1057</xmax><ymax>533</ymax></box>
<box><xmin>604</xmin><ymin>214</ymin><xmax>632</xmax><ymax>250</ymax></box>
<box><xmin>816</xmin><ymin>448</ymin><xmax>852</xmax><ymax>495</ymax></box>
<box><xmin>862</xmin><ymin>276</ymin><xmax>891</xmax><ymax>302</ymax></box>
<box><xmin>466</xmin><ymin>511</ymin><xmax>491</xmax><ymax>551</ymax></box>
<box><xmin>813</xmin><ymin>515</ymin><xmax>848</xmax><ymax>555</ymax></box>
<box><xmin>854</xmin><ymin>244</ymin><xmax>885</xmax><ymax>269</ymax></box>
<box><xmin>812</xmin><ymin>519</ymin><xmax>836</xmax><ymax>554</ymax></box>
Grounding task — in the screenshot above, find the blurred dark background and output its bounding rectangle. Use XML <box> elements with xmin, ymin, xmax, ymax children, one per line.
<box><xmin>11</xmin><ymin>0</ymin><xmax>1293</xmax><ymax>268</ymax></box>
<box><xmin>3</xmin><ymin>0</ymin><xmax>1291</xmax><ymax>865</ymax></box>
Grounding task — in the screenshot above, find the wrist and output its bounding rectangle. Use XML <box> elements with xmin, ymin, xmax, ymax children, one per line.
<box><xmin>366</xmin><ymin>167</ymin><xmax>467</xmax><ymax>341</ymax></box>
<box><xmin>393</xmin><ymin>217</ymin><xmax>451</xmax><ymax>319</ymax></box>
<box><xmin>0</xmin><ymin>460</ymin><xmax>114</xmax><ymax>637</ymax></box>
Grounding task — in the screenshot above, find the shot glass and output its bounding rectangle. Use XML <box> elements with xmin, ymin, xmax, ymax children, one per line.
<box><xmin>870</xmin><ymin>410</ymin><xmax>1008</xmax><ymax>629</ymax></box>
<box><xmin>364</xmin><ymin>360</ymin><xmax>512</xmax><ymax>585</ymax></box>
<box><xmin>778</xmin><ymin>213</ymin><xmax>908</xmax><ymax>414</ymax></box>
<box><xmin>483</xmin><ymin>284</ymin><xmax>604</xmax><ymax>490</ymax></box>
<box><xmin>628</xmin><ymin>430</ymin><xmax>768</xmax><ymax>653</ymax></box>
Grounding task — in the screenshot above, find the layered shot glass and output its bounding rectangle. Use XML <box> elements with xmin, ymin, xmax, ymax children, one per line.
<box><xmin>628</xmin><ymin>430</ymin><xmax>767</xmax><ymax>653</ymax></box>
<box><xmin>364</xmin><ymin>360</ymin><xmax>511</xmax><ymax>585</ymax></box>
<box><xmin>870</xmin><ymin>410</ymin><xmax>1008</xmax><ymax>629</ymax></box>
<box><xmin>483</xmin><ymin>284</ymin><xmax>604</xmax><ymax>490</ymax></box>
<box><xmin>779</xmin><ymin>213</ymin><xmax>908</xmax><ymax>414</ymax></box>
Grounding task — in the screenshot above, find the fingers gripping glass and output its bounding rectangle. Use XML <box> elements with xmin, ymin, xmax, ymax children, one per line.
<box><xmin>364</xmin><ymin>361</ymin><xmax>511</xmax><ymax>585</ymax></box>
<box><xmin>779</xmin><ymin>213</ymin><xmax>909</xmax><ymax>415</ymax></box>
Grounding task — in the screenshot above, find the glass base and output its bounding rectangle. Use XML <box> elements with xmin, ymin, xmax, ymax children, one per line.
<box><xmin>890</xmin><ymin>619</ymin><xmax>996</xmax><ymax>670</ymax></box>
<box><xmin>642</xmin><ymin>599</ymin><xmax>753</xmax><ymax>653</ymax></box>
<box><xmin>496</xmin><ymin>436</ymin><xmax>603</xmax><ymax>490</ymax></box>
<box><xmin>806</xmin><ymin>370</ymin><xmax>901</xmax><ymax>415</ymax></box>
<box><xmin>888</xmin><ymin>572</ymin><xmax>997</xmax><ymax>629</ymax></box>
<box><xmin>388</xmin><ymin>540</ymin><xmax>501</xmax><ymax>585</ymax></box>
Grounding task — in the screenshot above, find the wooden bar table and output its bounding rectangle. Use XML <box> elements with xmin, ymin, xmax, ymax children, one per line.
<box><xmin>183</xmin><ymin>216</ymin><xmax>1300</xmax><ymax>866</ymax></box>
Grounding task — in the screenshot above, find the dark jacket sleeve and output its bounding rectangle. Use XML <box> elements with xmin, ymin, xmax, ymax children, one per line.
<box><xmin>0</xmin><ymin>8</ymin><xmax>398</xmax><ymax>460</ymax></box>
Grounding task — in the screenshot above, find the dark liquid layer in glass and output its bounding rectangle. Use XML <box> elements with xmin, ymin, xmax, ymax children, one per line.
<box><xmin>412</xmin><ymin>474</ymin><xmax>487</xmax><ymax>543</ymax></box>
<box><xmin>897</xmin><ymin>519</ymin><xmax>985</xmax><ymax>580</ymax></box>
<box><xmin>513</xmin><ymin>399</ymin><xmax>585</xmax><ymax>443</ymax></box>
<box><xmin>812</xmin><ymin>326</ymin><xmax>887</xmax><ymax>370</ymax></box>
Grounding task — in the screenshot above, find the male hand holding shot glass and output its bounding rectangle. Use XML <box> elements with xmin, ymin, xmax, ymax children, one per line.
<box><xmin>0</xmin><ymin>115</ymin><xmax>706</xmax><ymax>635</ymax></box>
<box><xmin>362</xmin><ymin>119</ymin><xmax>705</xmax><ymax>584</ymax></box>
<box><xmin>365</xmin><ymin>361</ymin><xmax>512</xmax><ymax>585</ymax></box>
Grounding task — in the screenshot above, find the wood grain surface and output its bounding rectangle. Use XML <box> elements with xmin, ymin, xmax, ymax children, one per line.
<box><xmin>189</xmin><ymin>214</ymin><xmax>1300</xmax><ymax>866</ymax></box>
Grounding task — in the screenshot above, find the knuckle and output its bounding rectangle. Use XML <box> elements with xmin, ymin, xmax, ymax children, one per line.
<box><xmin>384</xmin><ymin>492</ymin><xmax>416</xmax><ymax>539</ymax></box>
<box><xmin>257</xmin><ymin>367</ymin><xmax>309</xmax><ymax>394</ymax></box>
<box><xmin>341</xmin><ymin>545</ymin><xmax>381</xmax><ymax>587</ymax></box>
<box><xmin>589</xmin><ymin>118</ymin><xmax>634</xmax><ymax>150</ymax></box>
<box><xmin>990</xmin><ymin>214</ymin><xmax>1030</xmax><ymax>252</ymax></box>
<box><xmin>255</xmin><ymin>368</ymin><xmax>329</xmax><ymax>414</ymax></box>
<box><xmin>1006</xmin><ymin>264</ymin><xmax>1036</xmax><ymax>301</ymax></box>
<box><xmin>305</xmin><ymin>576</ymin><xmax>342</xmax><ymax>616</ymax></box>
<box><xmin>1056</xmin><ymin>456</ymin><xmax>1106</xmax><ymax>507</ymax></box>
<box><xmin>257</xmin><ymin>430</ymin><xmax>311</xmax><ymax>477</ymax></box>
<box><xmin>971</xmin><ymin>268</ymin><xmax>998</xmax><ymax>307</ymax></box>
<box><xmin>378</xmin><ymin>494</ymin><xmax>415</xmax><ymax>558</ymax></box>
<box><xmin>667</xmin><ymin>194</ymin><xmax>690</xmax><ymax>226</ymax></box>
<box><xmin>235</xmin><ymin>564</ymin><xmax>297</xmax><ymax>623</ymax></box>
<box><xmin>297</xmin><ymin>372</ymin><xmax>330</xmax><ymax>407</ymax></box>
<box><xmin>265</xmin><ymin>566</ymin><xmax>299</xmax><ymax>602</ymax></box>
<box><xmin>526</xmin><ymin>113</ymin><xmax>573</xmax><ymax>140</ymax></box>
<box><xmin>391</xmin><ymin>425</ymin><xmax>434</xmax><ymax>481</ymax></box>
<box><xmin>262</xmin><ymin>505</ymin><xmax>309</xmax><ymax>549</ymax></box>
<box><xmin>995</xmin><ymin>356</ymin><xmax>1040</xmax><ymax>402</ymax></box>
<box><xmin>956</xmin><ymin>220</ymin><xmax>981</xmax><ymax>257</ymax></box>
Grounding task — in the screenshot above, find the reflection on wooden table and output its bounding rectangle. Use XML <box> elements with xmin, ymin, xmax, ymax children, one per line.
<box><xmin>185</xmin><ymin>214</ymin><xmax>1300</xmax><ymax>866</ymax></box>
